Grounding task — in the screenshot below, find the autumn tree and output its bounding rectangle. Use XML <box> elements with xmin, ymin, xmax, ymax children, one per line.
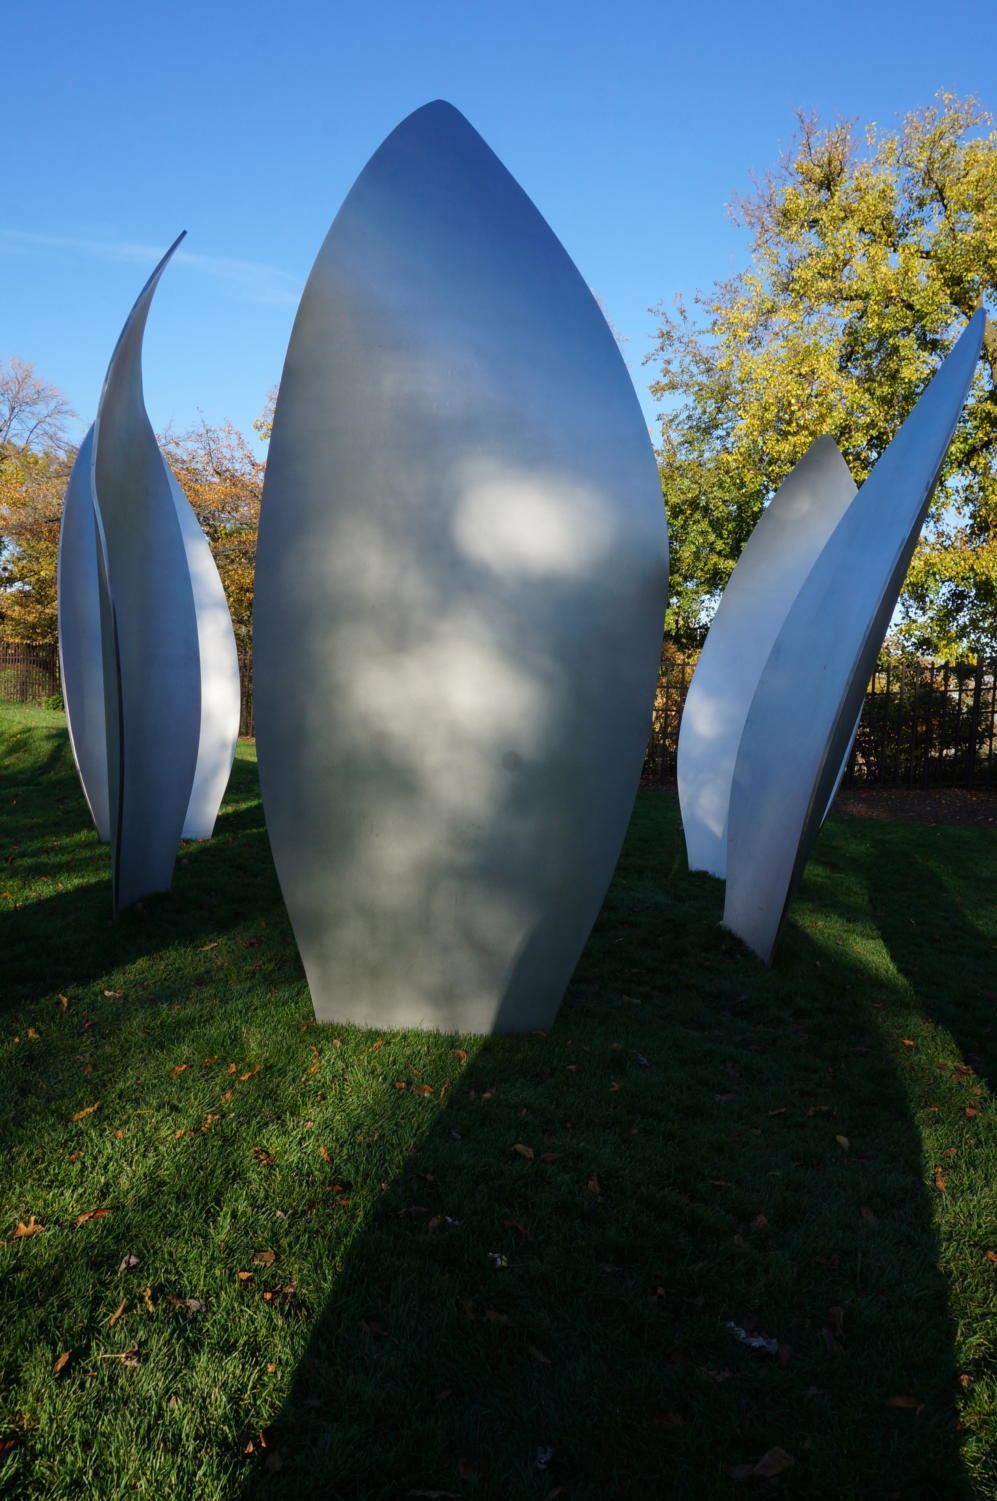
<box><xmin>0</xmin><ymin>359</ymin><xmax>76</xmax><ymax>641</ymax></box>
<box><xmin>158</xmin><ymin>417</ymin><xmax>265</xmax><ymax>647</ymax></box>
<box><xmin>648</xmin><ymin>93</ymin><xmax>997</xmax><ymax>654</ymax></box>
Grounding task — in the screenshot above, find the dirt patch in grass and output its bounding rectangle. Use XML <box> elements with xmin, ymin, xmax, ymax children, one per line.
<box><xmin>645</xmin><ymin>776</ymin><xmax>997</xmax><ymax>831</ymax></box>
<box><xmin>832</xmin><ymin>785</ymin><xmax>997</xmax><ymax>830</ymax></box>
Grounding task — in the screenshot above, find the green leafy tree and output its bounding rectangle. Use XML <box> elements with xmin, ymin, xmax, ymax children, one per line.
<box><xmin>648</xmin><ymin>93</ymin><xmax>997</xmax><ymax>653</ymax></box>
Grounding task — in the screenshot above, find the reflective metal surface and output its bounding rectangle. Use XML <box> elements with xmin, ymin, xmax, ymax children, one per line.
<box><xmin>724</xmin><ymin>312</ymin><xmax>985</xmax><ymax>962</ymax></box>
<box><xmin>91</xmin><ymin>234</ymin><xmax>202</xmax><ymax>913</ymax></box>
<box><xmin>168</xmin><ymin>467</ymin><xmax>241</xmax><ymax>840</ymax></box>
<box><xmin>254</xmin><ymin>101</ymin><xmax>668</xmax><ymax>1033</ymax></box>
<box><xmin>57</xmin><ymin>425</ymin><xmax>110</xmax><ymax>842</ymax></box>
<box><xmin>678</xmin><ymin>437</ymin><xmax>856</xmax><ymax>877</ymax></box>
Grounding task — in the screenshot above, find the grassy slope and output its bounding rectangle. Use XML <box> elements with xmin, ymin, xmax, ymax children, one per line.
<box><xmin>0</xmin><ymin>702</ymin><xmax>995</xmax><ymax>1500</ymax></box>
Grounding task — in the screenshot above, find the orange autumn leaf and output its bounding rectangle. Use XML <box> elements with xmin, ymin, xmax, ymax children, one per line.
<box><xmin>169</xmin><ymin>1064</ymin><xmax>188</xmax><ymax>1076</ymax></box>
<box><xmin>53</xmin><ymin>1350</ymin><xmax>71</xmax><ymax>1375</ymax></box>
<box><xmin>71</xmin><ymin>1103</ymin><xmax>100</xmax><ymax>1122</ymax></box>
<box><xmin>934</xmin><ymin>1170</ymin><xmax>947</xmax><ymax>1192</ymax></box>
<box><xmin>74</xmin><ymin>1208</ymin><xmax>111</xmax><ymax>1226</ymax></box>
<box><xmin>319</xmin><ymin>1145</ymin><xmax>333</xmax><ymax>1163</ymax></box>
<box><xmin>239</xmin><ymin>1066</ymin><xmax>260</xmax><ymax>1081</ymax></box>
<box><xmin>13</xmin><ymin>1215</ymin><xmax>45</xmax><ymax>1238</ymax></box>
<box><xmin>986</xmin><ymin>1250</ymin><xmax>997</xmax><ymax>1264</ymax></box>
<box><xmin>511</xmin><ymin>1143</ymin><xmax>534</xmax><ymax>1159</ymax></box>
<box><xmin>57</xmin><ymin>994</ymin><xmax>69</xmax><ymax>1010</ymax></box>
<box><xmin>143</xmin><ymin>1287</ymin><xmax>155</xmax><ymax>1312</ymax></box>
<box><xmin>107</xmin><ymin>1298</ymin><xmax>127</xmax><ymax>1328</ymax></box>
<box><xmin>901</xmin><ymin>1039</ymin><xmax>916</xmax><ymax>1048</ymax></box>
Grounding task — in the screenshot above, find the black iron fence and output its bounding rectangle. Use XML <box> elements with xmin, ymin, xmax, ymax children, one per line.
<box><xmin>643</xmin><ymin>653</ymin><xmax>997</xmax><ymax>788</ymax></box>
<box><xmin>4</xmin><ymin>640</ymin><xmax>997</xmax><ymax>790</ymax></box>
<box><xmin>0</xmin><ymin>640</ymin><xmax>60</xmax><ymax>708</ymax></box>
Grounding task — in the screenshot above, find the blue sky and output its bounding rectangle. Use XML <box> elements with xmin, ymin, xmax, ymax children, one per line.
<box><xmin>3</xmin><ymin>0</ymin><xmax>994</xmax><ymax>452</ymax></box>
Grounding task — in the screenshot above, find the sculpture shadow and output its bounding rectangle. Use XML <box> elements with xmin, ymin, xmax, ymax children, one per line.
<box><xmin>239</xmin><ymin>802</ymin><xmax>972</xmax><ymax>1501</ymax></box>
<box><xmin>829</xmin><ymin>813</ymin><xmax>997</xmax><ymax>1099</ymax></box>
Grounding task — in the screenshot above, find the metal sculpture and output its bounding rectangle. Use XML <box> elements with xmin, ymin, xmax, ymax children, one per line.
<box><xmin>57</xmin><ymin>234</ymin><xmax>240</xmax><ymax>911</ymax></box>
<box><xmin>58</xmin><ymin>426</ymin><xmax>110</xmax><ymax>843</ymax></box>
<box><xmin>678</xmin><ymin>436</ymin><xmax>857</xmax><ymax>878</ymax></box>
<box><xmin>254</xmin><ymin>100</ymin><xmax>668</xmax><ymax>1033</ymax></box>
<box><xmin>724</xmin><ymin>311</ymin><xmax>985</xmax><ymax>962</ymax></box>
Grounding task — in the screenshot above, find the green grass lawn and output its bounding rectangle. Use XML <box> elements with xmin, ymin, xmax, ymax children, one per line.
<box><xmin>1</xmin><ymin>700</ymin><xmax>996</xmax><ymax>1500</ymax></box>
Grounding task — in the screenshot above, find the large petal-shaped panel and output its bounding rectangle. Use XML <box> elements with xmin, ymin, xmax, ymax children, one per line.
<box><xmin>91</xmin><ymin>234</ymin><xmax>202</xmax><ymax>913</ymax></box>
<box><xmin>724</xmin><ymin>312</ymin><xmax>985</xmax><ymax>962</ymax></box>
<box><xmin>254</xmin><ymin>101</ymin><xmax>668</xmax><ymax>1033</ymax></box>
<box><xmin>678</xmin><ymin>437</ymin><xmax>856</xmax><ymax>878</ymax></box>
<box><xmin>167</xmin><ymin>468</ymin><xmax>241</xmax><ymax>840</ymax></box>
<box><xmin>57</xmin><ymin>425</ymin><xmax>110</xmax><ymax>842</ymax></box>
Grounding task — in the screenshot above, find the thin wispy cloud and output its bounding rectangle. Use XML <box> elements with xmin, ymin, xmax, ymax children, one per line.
<box><xmin>0</xmin><ymin>229</ymin><xmax>299</xmax><ymax>306</ymax></box>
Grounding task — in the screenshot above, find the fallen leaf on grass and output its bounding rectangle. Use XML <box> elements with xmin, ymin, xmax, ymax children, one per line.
<box><xmin>143</xmin><ymin>1288</ymin><xmax>155</xmax><ymax>1312</ymax></box>
<box><xmin>728</xmin><ymin>1447</ymin><xmax>795</xmax><ymax>1481</ymax></box>
<box><xmin>452</xmin><ymin>1049</ymin><xmax>468</xmax><ymax>1062</ymax></box>
<box><xmin>253</xmin><ymin>1249</ymin><xmax>276</xmax><ymax>1266</ymax></box>
<box><xmin>13</xmin><ymin>1215</ymin><xmax>44</xmax><ymax>1238</ymax></box>
<box><xmin>169</xmin><ymin>1064</ymin><xmax>188</xmax><ymax>1076</ymax></box>
<box><xmin>239</xmin><ymin>1066</ymin><xmax>260</xmax><ymax>1081</ymax></box>
<box><xmin>103</xmin><ymin>990</ymin><xmax>124</xmax><ymax>999</ymax></box>
<box><xmin>960</xmin><ymin>1373</ymin><xmax>973</xmax><ymax>1391</ymax></box>
<box><xmin>965</xmin><ymin>1107</ymin><xmax>978</xmax><ymax>1118</ymax></box>
<box><xmin>117</xmin><ymin>1254</ymin><xmax>140</xmax><ymax>1274</ymax></box>
<box><xmin>107</xmin><ymin>1299</ymin><xmax>127</xmax><ymax>1328</ymax></box>
<box><xmin>414</xmin><ymin>1084</ymin><xmax>434</xmax><ymax>1096</ymax></box>
<box><xmin>71</xmin><ymin>1103</ymin><xmax>100</xmax><ymax>1122</ymax></box>
<box><xmin>393</xmin><ymin>1081</ymin><xmax>408</xmax><ymax>1090</ymax></box>
<box><xmin>835</xmin><ymin>1135</ymin><xmax>850</xmax><ymax>1151</ymax></box>
<box><xmin>199</xmin><ymin>943</ymin><xmax>219</xmax><ymax>951</ymax></box>
<box><xmin>901</xmin><ymin>1039</ymin><xmax>916</xmax><ymax>1048</ymax></box>
<box><xmin>168</xmin><ymin>1297</ymin><xmax>206</xmax><ymax>1315</ymax></box>
<box><xmin>986</xmin><ymin>1251</ymin><xmax>997</xmax><ymax>1264</ymax></box>
<box><xmin>26</xmin><ymin>1026</ymin><xmax>40</xmax><ymax>1040</ymax></box>
<box><xmin>886</xmin><ymin>1394</ymin><xmax>924</xmax><ymax>1412</ymax></box>
<box><xmin>512</xmin><ymin>1143</ymin><xmax>534</xmax><ymax>1160</ymax></box>
<box><xmin>539</xmin><ymin>1152</ymin><xmax>561</xmax><ymax>1163</ymax></box>
<box><xmin>934</xmin><ymin>1170</ymin><xmax>947</xmax><ymax>1192</ymax></box>
<box><xmin>253</xmin><ymin>1147</ymin><xmax>275</xmax><ymax>1168</ymax></box>
<box><xmin>57</xmin><ymin>994</ymin><xmax>69</xmax><ymax>1009</ymax></box>
<box><xmin>53</xmin><ymin>1351</ymin><xmax>71</xmax><ymax>1375</ymax></box>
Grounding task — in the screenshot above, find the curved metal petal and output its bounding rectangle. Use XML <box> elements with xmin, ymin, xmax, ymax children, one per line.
<box><xmin>91</xmin><ymin>233</ymin><xmax>202</xmax><ymax>913</ymax></box>
<box><xmin>254</xmin><ymin>100</ymin><xmax>668</xmax><ymax>1033</ymax></box>
<box><xmin>724</xmin><ymin>311</ymin><xmax>985</xmax><ymax>962</ymax></box>
<box><xmin>678</xmin><ymin>436</ymin><xmax>856</xmax><ymax>878</ymax></box>
<box><xmin>167</xmin><ymin>467</ymin><xmax>241</xmax><ymax>840</ymax></box>
<box><xmin>57</xmin><ymin>425</ymin><xmax>110</xmax><ymax>841</ymax></box>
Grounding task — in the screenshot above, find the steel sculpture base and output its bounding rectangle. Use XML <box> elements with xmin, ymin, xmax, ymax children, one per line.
<box><xmin>254</xmin><ymin>101</ymin><xmax>668</xmax><ymax>1034</ymax></box>
<box><xmin>724</xmin><ymin>312</ymin><xmax>985</xmax><ymax>962</ymax></box>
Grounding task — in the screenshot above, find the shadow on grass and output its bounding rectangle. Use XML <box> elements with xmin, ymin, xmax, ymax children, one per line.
<box><xmin>239</xmin><ymin>799</ymin><xmax>974</xmax><ymax>1501</ymax></box>
<box><xmin>0</xmin><ymin>717</ymin><xmax>980</xmax><ymax>1499</ymax></box>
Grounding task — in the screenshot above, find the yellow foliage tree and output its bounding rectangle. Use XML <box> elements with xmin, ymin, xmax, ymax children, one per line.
<box><xmin>648</xmin><ymin>94</ymin><xmax>997</xmax><ymax>654</ymax></box>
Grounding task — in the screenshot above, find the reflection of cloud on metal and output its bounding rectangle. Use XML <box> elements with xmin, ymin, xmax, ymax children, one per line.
<box><xmin>254</xmin><ymin>100</ymin><xmax>668</xmax><ymax>1035</ymax></box>
<box><xmin>0</xmin><ymin>228</ymin><xmax>298</xmax><ymax>305</ymax></box>
<box><xmin>723</xmin><ymin>311</ymin><xmax>985</xmax><ymax>963</ymax></box>
<box><xmin>57</xmin><ymin>237</ymin><xmax>240</xmax><ymax>913</ymax></box>
<box><xmin>679</xmin><ymin>437</ymin><xmax>856</xmax><ymax>878</ymax></box>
